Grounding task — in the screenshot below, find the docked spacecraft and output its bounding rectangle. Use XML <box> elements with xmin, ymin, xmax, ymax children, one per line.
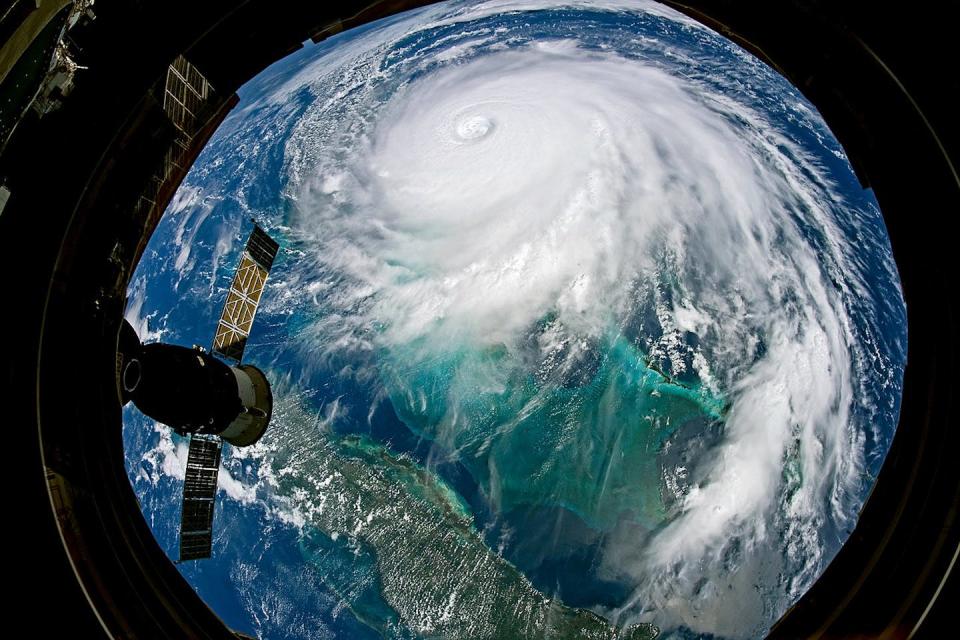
<box><xmin>117</xmin><ymin>223</ymin><xmax>280</xmax><ymax>560</ymax></box>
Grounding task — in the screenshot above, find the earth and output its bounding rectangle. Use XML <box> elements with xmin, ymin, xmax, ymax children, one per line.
<box><xmin>121</xmin><ymin>1</ymin><xmax>908</xmax><ymax>638</ymax></box>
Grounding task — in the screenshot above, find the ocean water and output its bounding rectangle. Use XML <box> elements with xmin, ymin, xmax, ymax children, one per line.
<box><xmin>123</xmin><ymin>2</ymin><xmax>907</xmax><ymax>638</ymax></box>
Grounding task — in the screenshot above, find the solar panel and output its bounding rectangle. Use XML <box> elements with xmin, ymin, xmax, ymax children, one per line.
<box><xmin>246</xmin><ymin>225</ymin><xmax>280</xmax><ymax>270</ymax></box>
<box><xmin>178</xmin><ymin>434</ymin><xmax>222</xmax><ymax>561</ymax></box>
<box><xmin>212</xmin><ymin>225</ymin><xmax>279</xmax><ymax>363</ymax></box>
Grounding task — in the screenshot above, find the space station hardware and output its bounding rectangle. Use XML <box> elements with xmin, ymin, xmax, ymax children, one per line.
<box><xmin>117</xmin><ymin>223</ymin><xmax>280</xmax><ymax>560</ymax></box>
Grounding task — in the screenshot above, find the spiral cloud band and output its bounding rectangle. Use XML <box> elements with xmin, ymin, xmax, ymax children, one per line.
<box><xmin>271</xmin><ymin>2</ymin><xmax>907</xmax><ymax>636</ymax></box>
<box><xmin>129</xmin><ymin>1</ymin><xmax>907</xmax><ymax>638</ymax></box>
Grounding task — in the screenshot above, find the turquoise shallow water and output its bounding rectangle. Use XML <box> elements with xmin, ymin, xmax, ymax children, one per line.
<box><xmin>299</xmin><ymin>528</ymin><xmax>408</xmax><ymax>637</ymax></box>
<box><xmin>266</xmin><ymin>398</ymin><xmax>660</xmax><ymax>639</ymax></box>
<box><xmin>381</xmin><ymin>326</ymin><xmax>727</xmax><ymax>532</ymax></box>
<box><xmin>121</xmin><ymin>2</ymin><xmax>908</xmax><ymax>637</ymax></box>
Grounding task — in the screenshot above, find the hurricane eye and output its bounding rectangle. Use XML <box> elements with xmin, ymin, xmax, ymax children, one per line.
<box><xmin>455</xmin><ymin>115</ymin><xmax>494</xmax><ymax>141</ymax></box>
<box><xmin>123</xmin><ymin>2</ymin><xmax>907</xmax><ymax>639</ymax></box>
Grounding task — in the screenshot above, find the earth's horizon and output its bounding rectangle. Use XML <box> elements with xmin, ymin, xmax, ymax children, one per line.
<box><xmin>122</xmin><ymin>1</ymin><xmax>907</xmax><ymax>638</ymax></box>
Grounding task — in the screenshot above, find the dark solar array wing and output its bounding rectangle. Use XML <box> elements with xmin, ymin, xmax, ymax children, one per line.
<box><xmin>212</xmin><ymin>225</ymin><xmax>280</xmax><ymax>363</ymax></box>
<box><xmin>246</xmin><ymin>225</ymin><xmax>280</xmax><ymax>270</ymax></box>
<box><xmin>178</xmin><ymin>434</ymin><xmax>222</xmax><ymax>561</ymax></box>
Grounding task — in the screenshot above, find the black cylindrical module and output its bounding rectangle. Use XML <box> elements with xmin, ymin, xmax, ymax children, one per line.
<box><xmin>116</xmin><ymin>318</ymin><xmax>143</xmax><ymax>405</ymax></box>
<box><xmin>127</xmin><ymin>341</ymin><xmax>244</xmax><ymax>435</ymax></box>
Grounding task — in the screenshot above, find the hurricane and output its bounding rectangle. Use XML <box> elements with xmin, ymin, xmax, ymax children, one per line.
<box><xmin>123</xmin><ymin>1</ymin><xmax>908</xmax><ymax>638</ymax></box>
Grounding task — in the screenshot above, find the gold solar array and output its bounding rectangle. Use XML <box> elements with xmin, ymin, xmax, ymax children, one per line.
<box><xmin>177</xmin><ymin>225</ymin><xmax>278</xmax><ymax>561</ymax></box>
<box><xmin>212</xmin><ymin>226</ymin><xmax>279</xmax><ymax>362</ymax></box>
